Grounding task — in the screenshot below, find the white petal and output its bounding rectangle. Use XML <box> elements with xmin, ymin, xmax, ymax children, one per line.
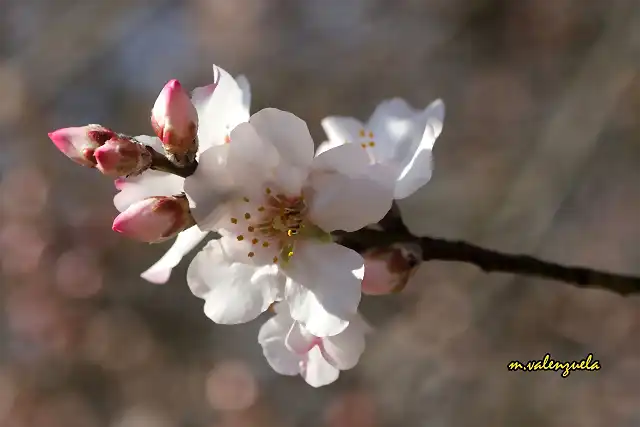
<box><xmin>321</xmin><ymin>318</ymin><xmax>366</xmax><ymax>370</ymax></box>
<box><xmin>114</xmin><ymin>170</ymin><xmax>185</xmax><ymax>212</ymax></box>
<box><xmin>285</xmin><ymin>321</ymin><xmax>316</xmax><ymax>354</ymax></box>
<box><xmin>315</xmin><ymin>139</ymin><xmax>344</xmax><ymax>156</ymax></box>
<box><xmin>367</xmin><ymin>98</ymin><xmax>419</xmax><ymax>161</ymax></box>
<box><xmin>187</xmin><ymin>239</ymin><xmax>284</xmax><ymax>324</ymax></box>
<box><xmin>191</xmin><ymin>65</ymin><xmax>249</xmax><ymax>150</ymax></box>
<box><xmin>133</xmin><ymin>134</ymin><xmax>164</xmax><ymax>152</ymax></box>
<box><xmin>249</xmin><ymin>108</ymin><xmax>314</xmax><ymax>171</ymax></box>
<box><xmin>320</xmin><ymin>116</ymin><xmax>364</xmax><ymax>144</ymax></box>
<box><xmin>235</xmin><ymin>74</ymin><xmax>252</xmax><ymax>116</ymax></box>
<box><xmin>284</xmin><ymin>241</ymin><xmax>364</xmax><ymax>337</ymax></box>
<box><xmin>302</xmin><ymin>346</ymin><xmax>340</xmax><ymax>387</ymax></box>
<box><xmin>307</xmin><ymin>170</ymin><xmax>393</xmax><ymax>232</ymax></box>
<box><xmin>258</xmin><ymin>314</ymin><xmax>301</xmax><ymax>376</ymax></box>
<box><xmin>312</xmin><ymin>142</ymin><xmax>371</xmax><ymax>177</ymax></box>
<box><xmin>392</xmin><ymin>99</ymin><xmax>445</xmax><ymax>199</ymax></box>
<box><xmin>140</xmin><ymin>226</ymin><xmax>209</xmax><ymax>284</ymax></box>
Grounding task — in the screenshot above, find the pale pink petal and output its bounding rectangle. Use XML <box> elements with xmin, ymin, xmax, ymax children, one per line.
<box><xmin>249</xmin><ymin>108</ymin><xmax>314</xmax><ymax>171</ymax></box>
<box><xmin>285</xmin><ymin>321</ymin><xmax>316</xmax><ymax>354</ymax></box>
<box><xmin>191</xmin><ymin>65</ymin><xmax>250</xmax><ymax>150</ymax></box>
<box><xmin>258</xmin><ymin>314</ymin><xmax>301</xmax><ymax>376</ymax></box>
<box><xmin>321</xmin><ymin>318</ymin><xmax>367</xmax><ymax>370</ymax></box>
<box><xmin>187</xmin><ymin>239</ymin><xmax>284</xmax><ymax>324</ymax></box>
<box><xmin>301</xmin><ymin>346</ymin><xmax>340</xmax><ymax>387</ymax></box>
<box><xmin>140</xmin><ymin>226</ymin><xmax>209</xmax><ymax>284</ymax></box>
<box><xmin>307</xmin><ymin>170</ymin><xmax>393</xmax><ymax>232</ymax></box>
<box><xmin>113</xmin><ymin>171</ymin><xmax>185</xmax><ymax>212</ymax></box>
<box><xmin>392</xmin><ymin>99</ymin><xmax>445</xmax><ymax>199</ymax></box>
<box><xmin>284</xmin><ymin>241</ymin><xmax>363</xmax><ymax>337</ymax></box>
<box><xmin>320</xmin><ymin>116</ymin><xmax>364</xmax><ymax>144</ymax></box>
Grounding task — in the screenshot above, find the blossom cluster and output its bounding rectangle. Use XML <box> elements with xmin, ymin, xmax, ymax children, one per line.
<box><xmin>48</xmin><ymin>64</ymin><xmax>445</xmax><ymax>387</ymax></box>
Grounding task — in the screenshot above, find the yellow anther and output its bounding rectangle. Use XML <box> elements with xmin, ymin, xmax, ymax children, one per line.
<box><xmin>369</xmin><ymin>131</ymin><xmax>374</xmax><ymax>138</ymax></box>
<box><xmin>359</xmin><ymin>129</ymin><xmax>365</xmax><ymax>137</ymax></box>
<box><xmin>237</xmin><ymin>235</ymin><xmax>244</xmax><ymax>241</ymax></box>
<box><xmin>273</xmin><ymin>256</ymin><xmax>278</xmax><ymax>263</ymax></box>
<box><xmin>252</xmin><ymin>238</ymin><xmax>259</xmax><ymax>245</ymax></box>
<box><xmin>248</xmin><ymin>252</ymin><xmax>255</xmax><ymax>258</ymax></box>
<box><xmin>258</xmin><ymin>206</ymin><xmax>265</xmax><ymax>212</ymax></box>
<box><xmin>262</xmin><ymin>241</ymin><xmax>269</xmax><ymax>248</ymax></box>
<box><xmin>287</xmin><ymin>229</ymin><xmax>297</xmax><ymax>237</ymax></box>
<box><xmin>361</xmin><ymin>143</ymin><xmax>367</xmax><ymax>148</ymax></box>
<box><xmin>369</xmin><ymin>141</ymin><xmax>375</xmax><ymax>147</ymax></box>
<box><xmin>265</xmin><ymin>187</ymin><xmax>272</xmax><ymax>194</ymax></box>
<box><xmin>288</xmin><ymin>251</ymin><xmax>294</xmax><ymax>258</ymax></box>
<box><xmin>230</xmin><ymin>218</ymin><xmax>238</xmax><ymax>224</ymax></box>
<box><xmin>248</xmin><ymin>226</ymin><xmax>255</xmax><ymax>232</ymax></box>
<box><xmin>244</xmin><ymin>213</ymin><xmax>251</xmax><ymax>220</ymax></box>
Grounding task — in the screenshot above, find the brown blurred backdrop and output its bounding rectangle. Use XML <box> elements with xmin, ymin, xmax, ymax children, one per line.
<box><xmin>0</xmin><ymin>0</ymin><xmax>638</xmax><ymax>426</ymax></box>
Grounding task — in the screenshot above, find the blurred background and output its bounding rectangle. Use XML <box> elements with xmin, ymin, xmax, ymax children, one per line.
<box><xmin>0</xmin><ymin>0</ymin><xmax>638</xmax><ymax>425</ymax></box>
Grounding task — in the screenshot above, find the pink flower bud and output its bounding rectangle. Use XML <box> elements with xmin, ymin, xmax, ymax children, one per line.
<box><xmin>93</xmin><ymin>136</ymin><xmax>152</xmax><ymax>177</ymax></box>
<box><xmin>361</xmin><ymin>244</ymin><xmax>421</xmax><ymax>295</ymax></box>
<box><xmin>151</xmin><ymin>79</ymin><xmax>198</xmax><ymax>166</ymax></box>
<box><xmin>48</xmin><ymin>125</ymin><xmax>115</xmax><ymax>167</ymax></box>
<box><xmin>112</xmin><ymin>195</ymin><xmax>195</xmax><ymax>243</ymax></box>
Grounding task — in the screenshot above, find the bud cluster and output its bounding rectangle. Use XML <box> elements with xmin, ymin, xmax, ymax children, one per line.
<box><xmin>48</xmin><ymin>125</ymin><xmax>152</xmax><ymax>177</ymax></box>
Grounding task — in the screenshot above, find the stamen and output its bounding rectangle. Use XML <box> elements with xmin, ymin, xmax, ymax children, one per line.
<box><xmin>237</xmin><ymin>235</ymin><xmax>244</xmax><ymax>241</ymax></box>
<box><xmin>262</xmin><ymin>242</ymin><xmax>269</xmax><ymax>247</ymax></box>
<box><xmin>230</xmin><ymin>218</ymin><xmax>238</xmax><ymax>224</ymax></box>
<box><xmin>369</xmin><ymin>131</ymin><xmax>374</xmax><ymax>138</ymax></box>
<box><xmin>369</xmin><ymin>141</ymin><xmax>375</xmax><ymax>147</ymax></box>
<box><xmin>273</xmin><ymin>256</ymin><xmax>278</xmax><ymax>263</ymax></box>
<box><xmin>359</xmin><ymin>129</ymin><xmax>365</xmax><ymax>137</ymax></box>
<box><xmin>252</xmin><ymin>238</ymin><xmax>259</xmax><ymax>244</ymax></box>
<box><xmin>244</xmin><ymin>213</ymin><xmax>251</xmax><ymax>220</ymax></box>
<box><xmin>265</xmin><ymin>187</ymin><xmax>272</xmax><ymax>195</ymax></box>
<box><xmin>248</xmin><ymin>252</ymin><xmax>255</xmax><ymax>258</ymax></box>
<box><xmin>288</xmin><ymin>251</ymin><xmax>294</xmax><ymax>258</ymax></box>
<box><xmin>258</xmin><ymin>206</ymin><xmax>265</xmax><ymax>212</ymax></box>
<box><xmin>361</xmin><ymin>143</ymin><xmax>367</xmax><ymax>148</ymax></box>
<box><xmin>248</xmin><ymin>226</ymin><xmax>255</xmax><ymax>232</ymax></box>
<box><xmin>243</xmin><ymin>196</ymin><xmax>250</xmax><ymax>202</ymax></box>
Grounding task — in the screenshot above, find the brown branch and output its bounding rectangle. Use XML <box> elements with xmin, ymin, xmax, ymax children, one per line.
<box><xmin>336</xmin><ymin>227</ymin><xmax>640</xmax><ymax>297</ymax></box>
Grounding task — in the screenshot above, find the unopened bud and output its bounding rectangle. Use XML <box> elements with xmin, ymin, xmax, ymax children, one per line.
<box><xmin>93</xmin><ymin>136</ymin><xmax>152</xmax><ymax>177</ymax></box>
<box><xmin>151</xmin><ymin>79</ymin><xmax>198</xmax><ymax>166</ymax></box>
<box><xmin>48</xmin><ymin>124</ymin><xmax>115</xmax><ymax>167</ymax></box>
<box><xmin>112</xmin><ymin>194</ymin><xmax>195</xmax><ymax>243</ymax></box>
<box><xmin>361</xmin><ymin>243</ymin><xmax>421</xmax><ymax>295</ymax></box>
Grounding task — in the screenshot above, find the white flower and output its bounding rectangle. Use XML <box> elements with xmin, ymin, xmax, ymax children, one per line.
<box><xmin>258</xmin><ymin>303</ymin><xmax>370</xmax><ymax>387</ymax></box>
<box><xmin>318</xmin><ymin>98</ymin><xmax>445</xmax><ymax>199</ymax></box>
<box><xmin>185</xmin><ymin>108</ymin><xmax>395</xmax><ymax>337</ymax></box>
<box><xmin>113</xmin><ymin>65</ymin><xmax>251</xmax><ymax>284</ymax></box>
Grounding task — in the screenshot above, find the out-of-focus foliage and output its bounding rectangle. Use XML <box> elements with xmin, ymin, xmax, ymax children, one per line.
<box><xmin>0</xmin><ymin>0</ymin><xmax>638</xmax><ymax>426</ymax></box>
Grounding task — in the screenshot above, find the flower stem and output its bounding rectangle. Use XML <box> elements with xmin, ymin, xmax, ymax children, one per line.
<box><xmin>146</xmin><ymin>146</ymin><xmax>198</xmax><ymax>178</ymax></box>
<box><xmin>335</xmin><ymin>207</ymin><xmax>640</xmax><ymax>297</ymax></box>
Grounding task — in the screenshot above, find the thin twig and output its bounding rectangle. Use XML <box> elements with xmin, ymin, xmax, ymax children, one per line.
<box><xmin>146</xmin><ymin>146</ymin><xmax>198</xmax><ymax>178</ymax></box>
<box><xmin>336</xmin><ymin>228</ymin><xmax>640</xmax><ymax>297</ymax></box>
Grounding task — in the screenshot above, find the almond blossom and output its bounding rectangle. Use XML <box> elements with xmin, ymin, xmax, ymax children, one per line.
<box><xmin>318</xmin><ymin>98</ymin><xmax>445</xmax><ymax>200</ymax></box>
<box><xmin>185</xmin><ymin>108</ymin><xmax>395</xmax><ymax>337</ymax></box>
<box><xmin>113</xmin><ymin>65</ymin><xmax>251</xmax><ymax>284</ymax></box>
<box><xmin>258</xmin><ymin>303</ymin><xmax>370</xmax><ymax>387</ymax></box>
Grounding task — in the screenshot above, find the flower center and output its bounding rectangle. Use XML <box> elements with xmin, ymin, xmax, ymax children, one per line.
<box><xmin>229</xmin><ymin>187</ymin><xmax>309</xmax><ymax>264</ymax></box>
<box><xmin>354</xmin><ymin>128</ymin><xmax>377</xmax><ymax>163</ymax></box>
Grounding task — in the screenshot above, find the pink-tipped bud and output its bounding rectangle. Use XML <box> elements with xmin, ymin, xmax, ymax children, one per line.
<box><xmin>112</xmin><ymin>195</ymin><xmax>195</xmax><ymax>243</ymax></box>
<box><xmin>93</xmin><ymin>136</ymin><xmax>152</xmax><ymax>177</ymax></box>
<box><xmin>361</xmin><ymin>243</ymin><xmax>421</xmax><ymax>295</ymax></box>
<box><xmin>48</xmin><ymin>124</ymin><xmax>116</xmax><ymax>167</ymax></box>
<box><xmin>151</xmin><ymin>79</ymin><xmax>198</xmax><ymax>166</ymax></box>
